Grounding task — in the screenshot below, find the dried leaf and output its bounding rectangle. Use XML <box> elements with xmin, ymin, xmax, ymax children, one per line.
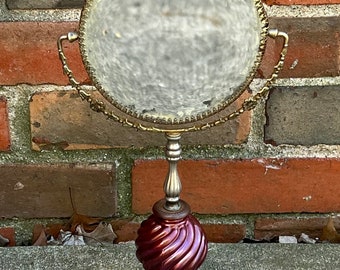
<box><xmin>320</xmin><ymin>217</ymin><xmax>340</xmax><ymax>243</ymax></box>
<box><xmin>110</xmin><ymin>218</ymin><xmax>133</xmax><ymax>231</ymax></box>
<box><xmin>45</xmin><ymin>223</ymin><xmax>64</xmax><ymax>239</ymax></box>
<box><xmin>66</xmin><ymin>212</ymin><xmax>102</xmax><ymax>233</ymax></box>
<box><xmin>32</xmin><ymin>229</ymin><xmax>47</xmax><ymax>246</ymax></box>
<box><xmin>110</xmin><ymin>218</ymin><xmax>138</xmax><ymax>243</ymax></box>
<box><xmin>32</xmin><ymin>224</ymin><xmax>48</xmax><ymax>246</ymax></box>
<box><xmin>0</xmin><ymin>228</ymin><xmax>15</xmax><ymax>246</ymax></box>
<box><xmin>76</xmin><ymin>222</ymin><xmax>117</xmax><ymax>246</ymax></box>
<box><xmin>0</xmin><ymin>234</ymin><xmax>9</xmax><ymax>247</ymax></box>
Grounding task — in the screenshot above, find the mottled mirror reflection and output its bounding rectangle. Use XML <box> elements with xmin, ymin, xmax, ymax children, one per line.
<box><xmin>81</xmin><ymin>0</ymin><xmax>262</xmax><ymax>122</ymax></box>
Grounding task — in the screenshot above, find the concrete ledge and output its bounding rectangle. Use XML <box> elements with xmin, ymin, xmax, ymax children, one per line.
<box><xmin>1</xmin><ymin>242</ymin><xmax>340</xmax><ymax>269</ymax></box>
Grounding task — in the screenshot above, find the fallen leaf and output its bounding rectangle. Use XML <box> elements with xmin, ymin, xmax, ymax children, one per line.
<box><xmin>110</xmin><ymin>218</ymin><xmax>133</xmax><ymax>231</ymax></box>
<box><xmin>111</xmin><ymin>219</ymin><xmax>139</xmax><ymax>243</ymax></box>
<box><xmin>0</xmin><ymin>234</ymin><xmax>9</xmax><ymax>247</ymax></box>
<box><xmin>320</xmin><ymin>217</ymin><xmax>340</xmax><ymax>243</ymax></box>
<box><xmin>66</xmin><ymin>212</ymin><xmax>102</xmax><ymax>234</ymax></box>
<box><xmin>45</xmin><ymin>223</ymin><xmax>64</xmax><ymax>239</ymax></box>
<box><xmin>32</xmin><ymin>224</ymin><xmax>47</xmax><ymax>246</ymax></box>
<box><xmin>33</xmin><ymin>229</ymin><xmax>47</xmax><ymax>246</ymax></box>
<box><xmin>0</xmin><ymin>228</ymin><xmax>15</xmax><ymax>246</ymax></box>
<box><xmin>76</xmin><ymin>222</ymin><xmax>117</xmax><ymax>246</ymax></box>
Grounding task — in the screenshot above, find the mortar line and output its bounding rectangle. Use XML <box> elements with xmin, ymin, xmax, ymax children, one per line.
<box><xmin>0</xmin><ymin>0</ymin><xmax>80</xmax><ymax>22</ymax></box>
<box><xmin>253</xmin><ymin>77</ymin><xmax>340</xmax><ymax>88</ymax></box>
<box><xmin>1</xmin><ymin>0</ymin><xmax>340</xmax><ymax>22</ymax></box>
<box><xmin>265</xmin><ymin>4</ymin><xmax>340</xmax><ymax>18</ymax></box>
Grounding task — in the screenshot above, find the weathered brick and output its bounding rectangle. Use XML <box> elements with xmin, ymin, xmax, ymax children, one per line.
<box><xmin>0</xmin><ymin>164</ymin><xmax>116</xmax><ymax>218</ymax></box>
<box><xmin>132</xmin><ymin>158</ymin><xmax>340</xmax><ymax>215</ymax></box>
<box><xmin>29</xmin><ymin>90</ymin><xmax>250</xmax><ymax>149</ymax></box>
<box><xmin>0</xmin><ymin>97</ymin><xmax>10</xmax><ymax>151</ymax></box>
<box><xmin>0</xmin><ymin>227</ymin><xmax>15</xmax><ymax>246</ymax></box>
<box><xmin>254</xmin><ymin>217</ymin><xmax>340</xmax><ymax>240</ymax></box>
<box><xmin>202</xmin><ymin>224</ymin><xmax>246</xmax><ymax>243</ymax></box>
<box><xmin>263</xmin><ymin>0</ymin><xmax>340</xmax><ymax>4</ymax></box>
<box><xmin>265</xmin><ymin>86</ymin><xmax>340</xmax><ymax>145</ymax></box>
<box><xmin>112</xmin><ymin>221</ymin><xmax>245</xmax><ymax>243</ymax></box>
<box><xmin>259</xmin><ymin>17</ymin><xmax>340</xmax><ymax>78</ymax></box>
<box><xmin>0</xmin><ymin>22</ymin><xmax>88</xmax><ymax>85</ymax></box>
<box><xmin>1</xmin><ymin>17</ymin><xmax>339</xmax><ymax>85</ymax></box>
<box><xmin>6</xmin><ymin>0</ymin><xmax>84</xmax><ymax>9</ymax></box>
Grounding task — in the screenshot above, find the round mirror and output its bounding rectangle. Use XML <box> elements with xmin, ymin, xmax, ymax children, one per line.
<box><xmin>79</xmin><ymin>0</ymin><xmax>267</xmax><ymax>127</ymax></box>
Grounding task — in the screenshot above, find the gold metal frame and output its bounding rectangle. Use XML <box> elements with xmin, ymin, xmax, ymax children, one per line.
<box><xmin>58</xmin><ymin>0</ymin><xmax>289</xmax><ymax>133</ymax></box>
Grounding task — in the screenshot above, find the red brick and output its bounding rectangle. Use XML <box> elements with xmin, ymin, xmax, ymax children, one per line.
<box><xmin>112</xmin><ymin>221</ymin><xmax>245</xmax><ymax>243</ymax></box>
<box><xmin>1</xmin><ymin>17</ymin><xmax>339</xmax><ymax>85</ymax></box>
<box><xmin>202</xmin><ymin>224</ymin><xmax>246</xmax><ymax>243</ymax></box>
<box><xmin>263</xmin><ymin>0</ymin><xmax>340</xmax><ymax>4</ymax></box>
<box><xmin>0</xmin><ymin>97</ymin><xmax>10</xmax><ymax>151</ymax></box>
<box><xmin>132</xmin><ymin>158</ymin><xmax>340</xmax><ymax>215</ymax></box>
<box><xmin>0</xmin><ymin>22</ymin><xmax>88</xmax><ymax>85</ymax></box>
<box><xmin>0</xmin><ymin>227</ymin><xmax>15</xmax><ymax>246</ymax></box>
<box><xmin>29</xmin><ymin>90</ymin><xmax>250</xmax><ymax>149</ymax></box>
<box><xmin>254</xmin><ymin>217</ymin><xmax>340</xmax><ymax>240</ymax></box>
<box><xmin>0</xmin><ymin>164</ymin><xmax>116</xmax><ymax>218</ymax></box>
<box><xmin>259</xmin><ymin>17</ymin><xmax>340</xmax><ymax>78</ymax></box>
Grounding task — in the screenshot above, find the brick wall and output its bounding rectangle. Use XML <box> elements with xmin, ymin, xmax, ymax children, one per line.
<box><xmin>1</xmin><ymin>0</ymin><xmax>340</xmax><ymax>244</ymax></box>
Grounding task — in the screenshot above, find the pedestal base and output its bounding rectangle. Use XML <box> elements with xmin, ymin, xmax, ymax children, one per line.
<box><xmin>136</xmin><ymin>199</ymin><xmax>208</xmax><ymax>270</ymax></box>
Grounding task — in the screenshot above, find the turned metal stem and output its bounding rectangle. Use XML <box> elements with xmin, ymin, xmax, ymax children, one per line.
<box><xmin>163</xmin><ymin>132</ymin><xmax>182</xmax><ymax>211</ymax></box>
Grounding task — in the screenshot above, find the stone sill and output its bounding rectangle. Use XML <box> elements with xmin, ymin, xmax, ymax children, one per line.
<box><xmin>1</xmin><ymin>242</ymin><xmax>340</xmax><ymax>269</ymax></box>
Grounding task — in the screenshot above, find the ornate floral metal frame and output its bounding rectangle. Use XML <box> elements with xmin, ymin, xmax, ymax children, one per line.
<box><xmin>58</xmin><ymin>0</ymin><xmax>288</xmax><ymax>133</ymax></box>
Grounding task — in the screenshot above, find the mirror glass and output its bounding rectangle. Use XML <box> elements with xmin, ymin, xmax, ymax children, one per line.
<box><xmin>80</xmin><ymin>0</ymin><xmax>265</xmax><ymax>124</ymax></box>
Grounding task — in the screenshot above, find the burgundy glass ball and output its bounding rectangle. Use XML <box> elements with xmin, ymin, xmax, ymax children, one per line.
<box><xmin>136</xmin><ymin>199</ymin><xmax>208</xmax><ymax>270</ymax></box>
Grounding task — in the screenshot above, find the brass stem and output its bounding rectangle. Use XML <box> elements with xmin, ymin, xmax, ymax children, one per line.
<box><xmin>163</xmin><ymin>133</ymin><xmax>182</xmax><ymax>211</ymax></box>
